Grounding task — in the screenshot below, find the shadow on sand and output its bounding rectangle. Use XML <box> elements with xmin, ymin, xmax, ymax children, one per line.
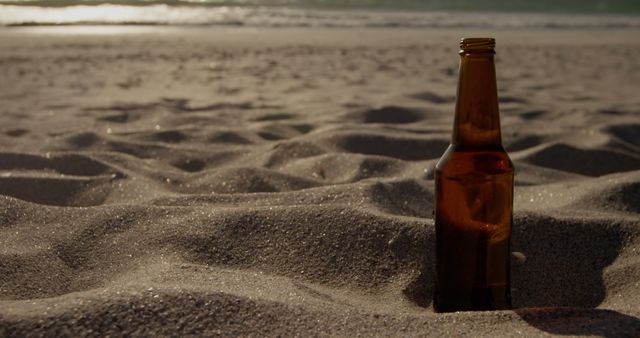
<box><xmin>511</xmin><ymin>213</ymin><xmax>640</xmax><ymax>336</ymax></box>
<box><xmin>405</xmin><ymin>213</ymin><xmax>640</xmax><ymax>336</ymax></box>
<box><xmin>516</xmin><ymin>307</ymin><xmax>640</xmax><ymax>337</ymax></box>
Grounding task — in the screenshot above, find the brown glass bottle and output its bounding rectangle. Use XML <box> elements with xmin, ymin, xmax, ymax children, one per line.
<box><xmin>433</xmin><ymin>38</ymin><xmax>513</xmax><ymax>312</ymax></box>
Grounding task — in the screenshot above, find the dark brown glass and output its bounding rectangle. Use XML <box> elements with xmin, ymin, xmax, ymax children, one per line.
<box><xmin>433</xmin><ymin>38</ymin><xmax>514</xmax><ymax>312</ymax></box>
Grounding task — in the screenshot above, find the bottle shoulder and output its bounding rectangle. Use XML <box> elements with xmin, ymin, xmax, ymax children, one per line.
<box><xmin>435</xmin><ymin>144</ymin><xmax>513</xmax><ymax>177</ymax></box>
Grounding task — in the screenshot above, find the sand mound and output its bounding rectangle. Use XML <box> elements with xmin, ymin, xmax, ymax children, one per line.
<box><xmin>517</xmin><ymin>143</ymin><xmax>640</xmax><ymax>176</ymax></box>
<box><xmin>0</xmin><ymin>28</ymin><xmax>639</xmax><ymax>336</ymax></box>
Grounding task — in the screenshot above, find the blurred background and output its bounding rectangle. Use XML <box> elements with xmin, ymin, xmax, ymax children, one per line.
<box><xmin>1</xmin><ymin>0</ymin><xmax>639</xmax><ymax>28</ymax></box>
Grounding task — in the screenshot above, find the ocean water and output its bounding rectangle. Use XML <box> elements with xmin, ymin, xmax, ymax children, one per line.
<box><xmin>0</xmin><ymin>0</ymin><xmax>639</xmax><ymax>28</ymax></box>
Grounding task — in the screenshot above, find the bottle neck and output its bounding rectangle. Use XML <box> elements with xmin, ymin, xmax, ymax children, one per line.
<box><xmin>452</xmin><ymin>51</ymin><xmax>502</xmax><ymax>148</ymax></box>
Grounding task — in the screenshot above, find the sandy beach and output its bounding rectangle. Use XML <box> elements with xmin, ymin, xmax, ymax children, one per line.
<box><xmin>0</xmin><ymin>26</ymin><xmax>639</xmax><ymax>336</ymax></box>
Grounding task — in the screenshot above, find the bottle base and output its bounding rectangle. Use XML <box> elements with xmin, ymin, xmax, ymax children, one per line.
<box><xmin>433</xmin><ymin>285</ymin><xmax>511</xmax><ymax>313</ymax></box>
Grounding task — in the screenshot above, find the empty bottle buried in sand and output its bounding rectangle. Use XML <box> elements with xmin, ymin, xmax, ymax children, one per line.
<box><xmin>433</xmin><ymin>38</ymin><xmax>514</xmax><ymax>313</ymax></box>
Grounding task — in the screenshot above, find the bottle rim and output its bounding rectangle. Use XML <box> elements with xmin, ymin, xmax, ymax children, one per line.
<box><xmin>460</xmin><ymin>38</ymin><xmax>495</xmax><ymax>54</ymax></box>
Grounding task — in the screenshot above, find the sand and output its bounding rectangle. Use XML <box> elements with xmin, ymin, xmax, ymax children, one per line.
<box><xmin>0</xmin><ymin>27</ymin><xmax>639</xmax><ymax>336</ymax></box>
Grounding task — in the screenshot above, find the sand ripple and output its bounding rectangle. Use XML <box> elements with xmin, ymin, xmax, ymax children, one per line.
<box><xmin>0</xmin><ymin>28</ymin><xmax>639</xmax><ymax>336</ymax></box>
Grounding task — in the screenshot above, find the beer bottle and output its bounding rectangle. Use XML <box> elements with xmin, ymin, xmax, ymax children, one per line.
<box><xmin>433</xmin><ymin>38</ymin><xmax>513</xmax><ymax>312</ymax></box>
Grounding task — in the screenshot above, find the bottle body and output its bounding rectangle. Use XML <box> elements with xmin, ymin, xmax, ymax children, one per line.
<box><xmin>434</xmin><ymin>146</ymin><xmax>513</xmax><ymax>312</ymax></box>
<box><xmin>433</xmin><ymin>38</ymin><xmax>513</xmax><ymax>312</ymax></box>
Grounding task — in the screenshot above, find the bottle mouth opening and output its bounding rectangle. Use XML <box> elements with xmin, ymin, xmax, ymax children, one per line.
<box><xmin>460</xmin><ymin>38</ymin><xmax>495</xmax><ymax>53</ymax></box>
